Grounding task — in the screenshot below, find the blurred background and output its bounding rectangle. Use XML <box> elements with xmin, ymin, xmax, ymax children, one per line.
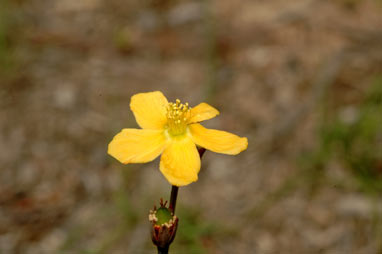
<box><xmin>0</xmin><ymin>0</ymin><xmax>381</xmax><ymax>253</ymax></box>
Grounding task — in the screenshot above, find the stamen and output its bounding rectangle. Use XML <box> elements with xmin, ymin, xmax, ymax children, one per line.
<box><xmin>166</xmin><ymin>99</ymin><xmax>191</xmax><ymax>136</ymax></box>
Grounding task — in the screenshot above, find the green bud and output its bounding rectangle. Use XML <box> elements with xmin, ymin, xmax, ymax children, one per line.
<box><xmin>155</xmin><ymin>207</ymin><xmax>173</xmax><ymax>226</ymax></box>
<box><xmin>149</xmin><ymin>199</ymin><xmax>179</xmax><ymax>249</ymax></box>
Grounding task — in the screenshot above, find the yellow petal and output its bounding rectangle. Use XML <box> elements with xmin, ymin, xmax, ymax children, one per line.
<box><xmin>108</xmin><ymin>129</ymin><xmax>167</xmax><ymax>164</ymax></box>
<box><xmin>130</xmin><ymin>91</ymin><xmax>168</xmax><ymax>129</ymax></box>
<box><xmin>189</xmin><ymin>123</ymin><xmax>248</xmax><ymax>155</ymax></box>
<box><xmin>160</xmin><ymin>137</ymin><xmax>201</xmax><ymax>186</ymax></box>
<box><xmin>189</xmin><ymin>102</ymin><xmax>219</xmax><ymax>123</ymax></box>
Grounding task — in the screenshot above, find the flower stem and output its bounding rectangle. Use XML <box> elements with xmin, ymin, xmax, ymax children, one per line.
<box><xmin>157</xmin><ymin>246</ymin><xmax>169</xmax><ymax>254</ymax></box>
<box><xmin>168</xmin><ymin>148</ymin><xmax>206</xmax><ymax>214</ymax></box>
<box><xmin>198</xmin><ymin>147</ymin><xmax>206</xmax><ymax>158</ymax></box>
<box><xmin>169</xmin><ymin>185</ymin><xmax>179</xmax><ymax>214</ymax></box>
<box><xmin>156</xmin><ymin>147</ymin><xmax>207</xmax><ymax>254</ymax></box>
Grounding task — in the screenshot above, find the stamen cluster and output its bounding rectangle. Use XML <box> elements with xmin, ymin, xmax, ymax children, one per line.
<box><xmin>166</xmin><ymin>99</ymin><xmax>191</xmax><ymax>136</ymax></box>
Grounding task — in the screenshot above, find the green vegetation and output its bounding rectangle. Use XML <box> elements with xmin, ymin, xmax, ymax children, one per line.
<box><xmin>172</xmin><ymin>206</ymin><xmax>218</xmax><ymax>254</ymax></box>
<box><xmin>305</xmin><ymin>76</ymin><xmax>382</xmax><ymax>193</ymax></box>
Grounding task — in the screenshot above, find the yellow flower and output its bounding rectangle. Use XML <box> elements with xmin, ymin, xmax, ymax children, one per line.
<box><xmin>108</xmin><ymin>91</ymin><xmax>248</xmax><ymax>186</ymax></box>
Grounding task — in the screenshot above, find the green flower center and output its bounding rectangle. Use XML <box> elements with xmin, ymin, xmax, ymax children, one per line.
<box><xmin>155</xmin><ymin>207</ymin><xmax>173</xmax><ymax>225</ymax></box>
<box><xmin>166</xmin><ymin>99</ymin><xmax>191</xmax><ymax>136</ymax></box>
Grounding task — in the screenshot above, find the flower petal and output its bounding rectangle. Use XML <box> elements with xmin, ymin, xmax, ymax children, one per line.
<box><xmin>108</xmin><ymin>129</ymin><xmax>167</xmax><ymax>163</ymax></box>
<box><xmin>160</xmin><ymin>137</ymin><xmax>201</xmax><ymax>186</ymax></box>
<box><xmin>189</xmin><ymin>102</ymin><xmax>219</xmax><ymax>123</ymax></box>
<box><xmin>130</xmin><ymin>91</ymin><xmax>168</xmax><ymax>129</ymax></box>
<box><xmin>189</xmin><ymin>123</ymin><xmax>248</xmax><ymax>155</ymax></box>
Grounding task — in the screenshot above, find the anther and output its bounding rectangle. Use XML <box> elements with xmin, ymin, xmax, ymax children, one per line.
<box><xmin>166</xmin><ymin>99</ymin><xmax>191</xmax><ymax>136</ymax></box>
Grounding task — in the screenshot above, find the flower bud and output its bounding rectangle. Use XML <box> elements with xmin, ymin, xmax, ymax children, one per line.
<box><xmin>149</xmin><ymin>199</ymin><xmax>178</xmax><ymax>249</ymax></box>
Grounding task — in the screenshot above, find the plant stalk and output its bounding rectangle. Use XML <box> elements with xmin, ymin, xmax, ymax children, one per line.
<box><xmin>157</xmin><ymin>246</ymin><xmax>169</xmax><ymax>254</ymax></box>
<box><xmin>169</xmin><ymin>185</ymin><xmax>178</xmax><ymax>214</ymax></box>
<box><xmin>156</xmin><ymin>147</ymin><xmax>207</xmax><ymax>254</ymax></box>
